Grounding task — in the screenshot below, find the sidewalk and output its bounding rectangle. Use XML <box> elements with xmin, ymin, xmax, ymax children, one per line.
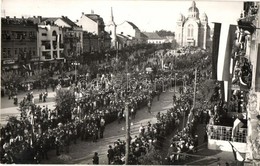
<box><xmin>1</xmin><ymin>87</ymin><xmax>56</xmax><ymax>109</ymax></box>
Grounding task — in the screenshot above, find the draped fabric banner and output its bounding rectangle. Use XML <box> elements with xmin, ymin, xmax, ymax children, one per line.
<box><xmin>211</xmin><ymin>23</ymin><xmax>236</xmax><ymax>81</ymax></box>
<box><xmin>211</xmin><ymin>23</ymin><xmax>221</xmax><ymax>80</ymax></box>
<box><xmin>212</xmin><ymin>23</ymin><xmax>237</xmax><ymax>101</ymax></box>
<box><xmin>217</xmin><ymin>23</ymin><xmax>236</xmax><ymax>81</ymax></box>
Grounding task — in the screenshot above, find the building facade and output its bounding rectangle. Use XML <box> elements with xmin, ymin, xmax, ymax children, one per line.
<box><xmin>143</xmin><ymin>32</ymin><xmax>165</xmax><ymax>44</ymax></box>
<box><xmin>175</xmin><ymin>1</ymin><xmax>210</xmax><ymax>49</ymax></box>
<box><xmin>77</xmin><ymin>12</ymin><xmax>110</xmax><ymax>54</ymax></box>
<box><xmin>1</xmin><ymin>17</ymin><xmax>38</xmax><ymax>74</ymax></box>
<box><xmin>241</xmin><ymin>1</ymin><xmax>260</xmax><ymax>164</ymax></box>
<box><xmin>37</xmin><ymin>22</ymin><xmax>64</xmax><ymax>68</ymax></box>
<box><xmin>116</xmin><ymin>21</ymin><xmax>147</xmax><ymax>45</ymax></box>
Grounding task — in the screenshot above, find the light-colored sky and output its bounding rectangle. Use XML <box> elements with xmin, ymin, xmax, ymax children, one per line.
<box><xmin>1</xmin><ymin>0</ymin><xmax>243</xmax><ymax>32</ymax></box>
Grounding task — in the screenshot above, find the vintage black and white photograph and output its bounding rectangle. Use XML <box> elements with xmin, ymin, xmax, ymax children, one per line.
<box><xmin>1</xmin><ymin>0</ymin><xmax>260</xmax><ymax>165</ymax></box>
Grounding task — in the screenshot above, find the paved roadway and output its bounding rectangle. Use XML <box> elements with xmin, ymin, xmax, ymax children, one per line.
<box><xmin>1</xmin><ymin>88</ymin><xmax>56</xmax><ymax>126</ymax></box>
<box><xmin>1</xmin><ymin>87</ymin><xmax>237</xmax><ymax>165</ymax></box>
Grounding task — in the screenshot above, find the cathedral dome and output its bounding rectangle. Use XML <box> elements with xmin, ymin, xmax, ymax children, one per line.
<box><xmin>201</xmin><ymin>12</ymin><xmax>208</xmax><ymax>22</ymax></box>
<box><xmin>188</xmin><ymin>1</ymin><xmax>199</xmax><ymax>19</ymax></box>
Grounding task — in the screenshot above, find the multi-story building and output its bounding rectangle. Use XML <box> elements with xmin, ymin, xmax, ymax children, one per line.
<box><xmin>43</xmin><ymin>16</ymin><xmax>83</xmax><ymax>59</ymax></box>
<box><xmin>240</xmin><ymin>1</ymin><xmax>260</xmax><ymax>164</ymax></box>
<box><xmin>37</xmin><ymin>21</ymin><xmax>64</xmax><ymax>69</ymax></box>
<box><xmin>77</xmin><ymin>12</ymin><xmax>110</xmax><ymax>54</ymax></box>
<box><xmin>1</xmin><ymin>17</ymin><xmax>38</xmax><ymax>74</ymax></box>
<box><xmin>175</xmin><ymin>1</ymin><xmax>211</xmax><ymax>49</ymax></box>
<box><xmin>207</xmin><ymin>2</ymin><xmax>259</xmax><ymax>165</ymax></box>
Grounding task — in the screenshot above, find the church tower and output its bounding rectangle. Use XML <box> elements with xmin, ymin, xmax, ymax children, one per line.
<box><xmin>176</xmin><ymin>13</ymin><xmax>185</xmax><ymax>47</ymax></box>
<box><xmin>109</xmin><ymin>7</ymin><xmax>117</xmax><ymax>48</ymax></box>
<box><xmin>200</xmin><ymin>13</ymin><xmax>208</xmax><ymax>49</ymax></box>
<box><xmin>106</xmin><ymin>7</ymin><xmax>117</xmax><ymax>49</ymax></box>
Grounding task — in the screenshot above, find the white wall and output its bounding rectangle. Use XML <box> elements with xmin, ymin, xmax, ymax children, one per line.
<box><xmin>38</xmin><ymin>25</ymin><xmax>64</xmax><ymax>61</ymax></box>
<box><xmin>55</xmin><ymin>19</ymin><xmax>70</xmax><ymax>28</ymax></box>
<box><xmin>117</xmin><ymin>22</ymin><xmax>135</xmax><ymax>37</ymax></box>
<box><xmin>208</xmin><ymin>139</ymin><xmax>247</xmax><ymax>153</ymax></box>
<box><xmin>77</xmin><ymin>16</ymin><xmax>98</xmax><ymax>34</ymax></box>
<box><xmin>183</xmin><ymin>19</ymin><xmax>199</xmax><ymax>46</ymax></box>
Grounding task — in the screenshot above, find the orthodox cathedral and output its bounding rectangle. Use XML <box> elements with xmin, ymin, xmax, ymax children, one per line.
<box><xmin>175</xmin><ymin>1</ymin><xmax>211</xmax><ymax>49</ymax></box>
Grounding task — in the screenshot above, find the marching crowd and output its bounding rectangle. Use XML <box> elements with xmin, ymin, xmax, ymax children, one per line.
<box><xmin>1</xmin><ymin>46</ymin><xmax>214</xmax><ymax>164</ymax></box>
<box><xmin>0</xmin><ymin>62</ymin><xmax>172</xmax><ymax>164</ymax></box>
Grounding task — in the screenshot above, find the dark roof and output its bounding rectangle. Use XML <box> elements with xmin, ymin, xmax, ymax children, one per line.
<box><xmin>85</xmin><ymin>14</ymin><xmax>104</xmax><ymax>24</ymax></box>
<box><xmin>34</xmin><ymin>16</ymin><xmax>79</xmax><ymax>27</ymax></box>
<box><xmin>61</xmin><ymin>16</ymin><xmax>78</xmax><ymax>27</ymax></box>
<box><xmin>142</xmin><ymin>32</ymin><xmax>162</xmax><ymax>39</ymax></box>
<box><xmin>140</xmin><ymin>32</ymin><xmax>148</xmax><ymax>38</ymax></box>
<box><xmin>2</xmin><ymin>17</ymin><xmax>35</xmax><ymax>26</ymax></box>
<box><xmin>126</xmin><ymin>21</ymin><xmax>139</xmax><ymax>30</ymax></box>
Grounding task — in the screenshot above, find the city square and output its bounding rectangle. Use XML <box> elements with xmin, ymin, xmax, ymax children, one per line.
<box><xmin>1</xmin><ymin>1</ymin><xmax>260</xmax><ymax>165</ymax></box>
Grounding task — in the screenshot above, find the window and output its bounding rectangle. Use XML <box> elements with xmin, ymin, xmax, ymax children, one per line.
<box><xmin>7</xmin><ymin>48</ymin><xmax>11</xmax><ymax>57</ymax></box>
<box><xmin>14</xmin><ymin>48</ymin><xmax>18</xmax><ymax>55</ymax></box>
<box><xmin>52</xmin><ymin>31</ymin><xmax>57</xmax><ymax>36</ymax></box>
<box><xmin>42</xmin><ymin>33</ymin><xmax>47</xmax><ymax>36</ymax></box>
<box><xmin>2</xmin><ymin>48</ymin><xmax>7</xmax><ymax>58</ymax></box>
<box><xmin>187</xmin><ymin>24</ymin><xmax>194</xmax><ymax>38</ymax></box>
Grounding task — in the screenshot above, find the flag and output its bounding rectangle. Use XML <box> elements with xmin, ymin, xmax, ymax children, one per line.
<box><xmin>231</xmin><ymin>118</ymin><xmax>244</xmax><ymax>139</ymax></box>
<box><xmin>211</xmin><ymin>23</ymin><xmax>221</xmax><ymax>80</ymax></box>
<box><xmin>229</xmin><ymin>141</ymin><xmax>245</xmax><ymax>162</ymax></box>
<box><xmin>211</xmin><ymin>23</ymin><xmax>237</xmax><ymax>81</ymax></box>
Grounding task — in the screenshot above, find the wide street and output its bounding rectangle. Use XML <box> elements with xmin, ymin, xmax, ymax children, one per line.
<box><xmin>40</xmin><ymin>88</ymin><xmax>175</xmax><ymax>164</ymax></box>
<box><xmin>0</xmin><ymin>86</ymin><xmax>237</xmax><ymax>165</ymax></box>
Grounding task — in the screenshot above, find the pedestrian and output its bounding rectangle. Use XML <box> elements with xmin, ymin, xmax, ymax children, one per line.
<box><xmin>43</xmin><ymin>93</ymin><xmax>47</xmax><ymax>102</ymax></box>
<box><xmin>13</xmin><ymin>95</ymin><xmax>18</xmax><ymax>105</ymax></box>
<box><xmin>147</xmin><ymin>101</ymin><xmax>151</xmax><ymax>114</ymax></box>
<box><xmin>107</xmin><ymin>145</ymin><xmax>114</xmax><ymax>164</ymax></box>
<box><xmin>100</xmin><ymin>117</ymin><xmax>105</xmax><ymax>139</ymax></box>
<box><xmin>92</xmin><ymin>152</ymin><xmax>99</xmax><ymax>164</ymax></box>
<box><xmin>39</xmin><ymin>93</ymin><xmax>43</xmax><ymax>102</ymax></box>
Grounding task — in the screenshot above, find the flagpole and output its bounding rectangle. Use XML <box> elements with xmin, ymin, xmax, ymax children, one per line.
<box><xmin>193</xmin><ymin>67</ymin><xmax>197</xmax><ymax>108</ymax></box>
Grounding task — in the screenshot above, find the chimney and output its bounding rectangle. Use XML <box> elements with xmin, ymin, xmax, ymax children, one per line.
<box><xmin>14</xmin><ymin>16</ymin><xmax>16</xmax><ymax>19</ymax></box>
<box><xmin>22</xmin><ymin>16</ymin><xmax>24</xmax><ymax>19</ymax></box>
<box><xmin>82</xmin><ymin>12</ymin><xmax>84</xmax><ymax>15</ymax></box>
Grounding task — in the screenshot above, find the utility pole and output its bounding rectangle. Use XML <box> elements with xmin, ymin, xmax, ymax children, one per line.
<box><xmin>125</xmin><ymin>101</ymin><xmax>130</xmax><ymax>164</ymax></box>
<box><xmin>125</xmin><ymin>61</ymin><xmax>130</xmax><ymax>164</ymax></box>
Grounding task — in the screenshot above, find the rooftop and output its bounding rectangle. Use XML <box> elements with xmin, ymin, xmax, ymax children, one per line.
<box><xmin>142</xmin><ymin>32</ymin><xmax>163</xmax><ymax>40</ymax></box>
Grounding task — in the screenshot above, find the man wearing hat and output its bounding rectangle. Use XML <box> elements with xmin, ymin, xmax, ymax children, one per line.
<box><xmin>107</xmin><ymin>145</ymin><xmax>114</xmax><ymax>164</ymax></box>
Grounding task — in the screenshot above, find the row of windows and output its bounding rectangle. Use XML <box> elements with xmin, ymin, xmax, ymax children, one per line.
<box><xmin>2</xmin><ymin>31</ymin><xmax>36</xmax><ymax>40</ymax></box>
<box><xmin>2</xmin><ymin>47</ymin><xmax>36</xmax><ymax>58</ymax></box>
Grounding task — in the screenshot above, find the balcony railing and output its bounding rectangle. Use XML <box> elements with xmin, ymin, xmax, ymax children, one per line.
<box><xmin>207</xmin><ymin>125</ymin><xmax>247</xmax><ymax>143</ymax></box>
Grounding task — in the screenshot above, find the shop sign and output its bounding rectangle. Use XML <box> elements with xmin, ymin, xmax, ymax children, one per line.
<box><xmin>3</xmin><ymin>59</ymin><xmax>16</xmax><ymax>64</ymax></box>
<box><xmin>31</xmin><ymin>57</ymin><xmax>40</xmax><ymax>61</ymax></box>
